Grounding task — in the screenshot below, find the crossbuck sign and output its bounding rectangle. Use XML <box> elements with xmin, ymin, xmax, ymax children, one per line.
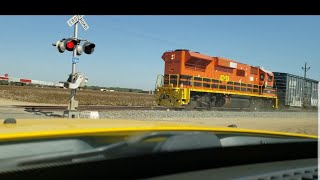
<box><xmin>67</xmin><ymin>15</ymin><xmax>89</xmax><ymax>31</ymax></box>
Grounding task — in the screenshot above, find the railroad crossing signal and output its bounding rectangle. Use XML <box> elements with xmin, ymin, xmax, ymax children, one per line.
<box><xmin>53</xmin><ymin>38</ymin><xmax>95</xmax><ymax>55</ymax></box>
<box><xmin>67</xmin><ymin>15</ymin><xmax>83</xmax><ymax>27</ymax></box>
<box><xmin>53</xmin><ymin>15</ymin><xmax>95</xmax><ymax>55</ymax></box>
<box><xmin>53</xmin><ymin>15</ymin><xmax>94</xmax><ymax>118</ymax></box>
<box><xmin>67</xmin><ymin>15</ymin><xmax>89</xmax><ymax>31</ymax></box>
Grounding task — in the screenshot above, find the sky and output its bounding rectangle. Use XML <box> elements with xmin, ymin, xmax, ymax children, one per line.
<box><xmin>0</xmin><ymin>15</ymin><xmax>319</xmax><ymax>90</ymax></box>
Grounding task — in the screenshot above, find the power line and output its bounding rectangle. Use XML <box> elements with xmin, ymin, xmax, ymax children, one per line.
<box><xmin>100</xmin><ymin>18</ymin><xmax>213</xmax><ymax>54</ymax></box>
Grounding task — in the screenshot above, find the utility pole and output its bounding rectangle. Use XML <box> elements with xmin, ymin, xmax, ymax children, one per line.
<box><xmin>301</xmin><ymin>62</ymin><xmax>310</xmax><ymax>107</ymax></box>
<box><xmin>302</xmin><ymin>62</ymin><xmax>310</xmax><ymax>80</ymax></box>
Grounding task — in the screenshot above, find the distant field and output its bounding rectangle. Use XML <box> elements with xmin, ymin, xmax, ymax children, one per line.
<box><xmin>0</xmin><ymin>86</ymin><xmax>156</xmax><ymax>106</ymax></box>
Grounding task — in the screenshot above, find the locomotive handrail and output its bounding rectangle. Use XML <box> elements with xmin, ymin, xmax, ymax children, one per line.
<box><xmin>163</xmin><ymin>74</ymin><xmax>277</xmax><ymax>97</ymax></box>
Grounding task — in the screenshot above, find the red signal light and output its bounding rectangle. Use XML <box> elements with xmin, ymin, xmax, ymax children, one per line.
<box><xmin>66</xmin><ymin>41</ymin><xmax>75</xmax><ymax>50</ymax></box>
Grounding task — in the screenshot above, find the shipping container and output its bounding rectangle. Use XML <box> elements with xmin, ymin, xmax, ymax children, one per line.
<box><xmin>273</xmin><ymin>72</ymin><xmax>318</xmax><ymax>108</ymax></box>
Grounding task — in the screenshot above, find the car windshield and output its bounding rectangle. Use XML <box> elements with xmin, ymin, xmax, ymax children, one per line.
<box><xmin>0</xmin><ymin>15</ymin><xmax>318</xmax><ymax>173</ymax></box>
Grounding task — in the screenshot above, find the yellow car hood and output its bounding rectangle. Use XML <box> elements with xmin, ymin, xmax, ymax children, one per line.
<box><xmin>0</xmin><ymin>118</ymin><xmax>317</xmax><ymax>141</ymax></box>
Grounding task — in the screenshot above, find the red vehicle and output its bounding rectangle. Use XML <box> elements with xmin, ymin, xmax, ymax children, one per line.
<box><xmin>155</xmin><ymin>49</ymin><xmax>278</xmax><ymax>109</ymax></box>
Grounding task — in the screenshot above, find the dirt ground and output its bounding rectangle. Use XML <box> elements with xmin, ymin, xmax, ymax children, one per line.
<box><xmin>0</xmin><ymin>86</ymin><xmax>155</xmax><ymax>106</ymax></box>
<box><xmin>163</xmin><ymin>116</ymin><xmax>318</xmax><ymax>136</ymax></box>
<box><xmin>0</xmin><ymin>98</ymin><xmax>318</xmax><ymax>136</ymax></box>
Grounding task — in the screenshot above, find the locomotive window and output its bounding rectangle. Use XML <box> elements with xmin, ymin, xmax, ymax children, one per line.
<box><xmin>236</xmin><ymin>70</ymin><xmax>245</xmax><ymax>77</ymax></box>
<box><xmin>268</xmin><ymin>75</ymin><xmax>273</xmax><ymax>82</ymax></box>
<box><xmin>251</xmin><ymin>67</ymin><xmax>258</xmax><ymax>75</ymax></box>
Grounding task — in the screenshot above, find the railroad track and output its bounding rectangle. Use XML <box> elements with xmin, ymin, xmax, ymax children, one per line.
<box><xmin>16</xmin><ymin>105</ymin><xmax>254</xmax><ymax>112</ymax></box>
<box><xmin>15</xmin><ymin>105</ymin><xmax>167</xmax><ymax>112</ymax></box>
<box><xmin>13</xmin><ymin>105</ymin><xmax>316</xmax><ymax>112</ymax></box>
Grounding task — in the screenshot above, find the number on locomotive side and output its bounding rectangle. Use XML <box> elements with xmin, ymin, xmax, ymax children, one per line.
<box><xmin>220</xmin><ymin>75</ymin><xmax>230</xmax><ymax>82</ymax></box>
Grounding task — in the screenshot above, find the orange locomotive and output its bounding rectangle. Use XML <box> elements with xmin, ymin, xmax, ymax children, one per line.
<box><xmin>155</xmin><ymin>49</ymin><xmax>278</xmax><ymax>109</ymax></box>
